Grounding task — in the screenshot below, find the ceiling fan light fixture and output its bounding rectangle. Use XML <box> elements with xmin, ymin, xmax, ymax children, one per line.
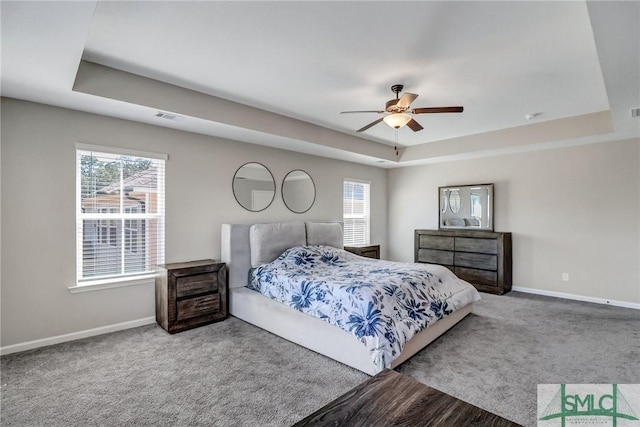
<box><xmin>383</xmin><ymin>113</ymin><xmax>412</xmax><ymax>129</ymax></box>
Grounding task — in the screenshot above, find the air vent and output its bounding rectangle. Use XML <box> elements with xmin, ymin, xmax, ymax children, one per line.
<box><xmin>524</xmin><ymin>112</ymin><xmax>543</xmax><ymax>120</ymax></box>
<box><xmin>155</xmin><ymin>111</ymin><xmax>184</xmax><ymax>121</ymax></box>
<box><xmin>631</xmin><ymin>108</ymin><xmax>640</xmax><ymax>118</ymax></box>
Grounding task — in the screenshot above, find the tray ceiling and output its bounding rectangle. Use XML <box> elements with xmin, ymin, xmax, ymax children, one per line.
<box><xmin>1</xmin><ymin>1</ymin><xmax>638</xmax><ymax>167</ymax></box>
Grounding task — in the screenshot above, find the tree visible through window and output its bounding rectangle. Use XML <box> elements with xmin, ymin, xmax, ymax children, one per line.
<box><xmin>77</xmin><ymin>147</ymin><xmax>165</xmax><ymax>284</ymax></box>
<box><xmin>343</xmin><ymin>179</ymin><xmax>370</xmax><ymax>246</ymax></box>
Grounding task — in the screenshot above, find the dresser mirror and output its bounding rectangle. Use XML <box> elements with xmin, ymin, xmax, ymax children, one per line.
<box><xmin>439</xmin><ymin>183</ymin><xmax>493</xmax><ymax>230</ymax></box>
<box><xmin>282</xmin><ymin>169</ymin><xmax>316</xmax><ymax>213</ymax></box>
<box><xmin>232</xmin><ymin>162</ymin><xmax>276</xmax><ymax>212</ymax></box>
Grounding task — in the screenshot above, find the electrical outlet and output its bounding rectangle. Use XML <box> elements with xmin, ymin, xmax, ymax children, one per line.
<box><xmin>562</xmin><ymin>273</ymin><xmax>570</xmax><ymax>282</ymax></box>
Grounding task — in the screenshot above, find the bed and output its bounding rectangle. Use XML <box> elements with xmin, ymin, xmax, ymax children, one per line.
<box><xmin>221</xmin><ymin>221</ymin><xmax>480</xmax><ymax>376</ymax></box>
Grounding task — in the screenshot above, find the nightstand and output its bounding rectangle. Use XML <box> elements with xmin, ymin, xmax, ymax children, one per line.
<box><xmin>155</xmin><ymin>260</ymin><xmax>227</xmax><ymax>333</ymax></box>
<box><xmin>344</xmin><ymin>244</ymin><xmax>380</xmax><ymax>259</ymax></box>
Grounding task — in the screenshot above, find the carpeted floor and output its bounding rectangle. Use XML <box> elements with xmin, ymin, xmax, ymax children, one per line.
<box><xmin>397</xmin><ymin>292</ymin><xmax>640</xmax><ymax>425</ymax></box>
<box><xmin>1</xmin><ymin>291</ymin><xmax>638</xmax><ymax>427</ymax></box>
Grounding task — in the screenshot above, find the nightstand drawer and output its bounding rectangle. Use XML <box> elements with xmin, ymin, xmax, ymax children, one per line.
<box><xmin>344</xmin><ymin>245</ymin><xmax>380</xmax><ymax>259</ymax></box>
<box><xmin>176</xmin><ymin>272</ymin><xmax>218</xmax><ymax>297</ymax></box>
<box><xmin>177</xmin><ymin>294</ymin><xmax>221</xmax><ymax>321</ymax></box>
<box><xmin>359</xmin><ymin>249</ymin><xmax>378</xmax><ymax>258</ymax></box>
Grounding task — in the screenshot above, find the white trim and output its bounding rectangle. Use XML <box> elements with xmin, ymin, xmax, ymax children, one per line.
<box><xmin>512</xmin><ymin>286</ymin><xmax>640</xmax><ymax>310</ymax></box>
<box><xmin>68</xmin><ymin>274</ymin><xmax>155</xmax><ymax>293</ymax></box>
<box><xmin>76</xmin><ymin>142</ymin><xmax>168</xmax><ymax>160</ymax></box>
<box><xmin>343</xmin><ymin>177</ymin><xmax>372</xmax><ymax>185</ymax></box>
<box><xmin>0</xmin><ymin>317</ymin><xmax>157</xmax><ymax>356</ymax></box>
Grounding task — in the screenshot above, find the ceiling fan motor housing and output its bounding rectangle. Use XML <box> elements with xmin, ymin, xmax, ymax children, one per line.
<box><xmin>385</xmin><ymin>98</ymin><xmax>403</xmax><ymax>113</ymax></box>
<box><xmin>386</xmin><ymin>84</ymin><xmax>406</xmax><ymax>113</ymax></box>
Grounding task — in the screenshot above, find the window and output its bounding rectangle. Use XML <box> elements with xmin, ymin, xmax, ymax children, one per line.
<box><xmin>76</xmin><ymin>145</ymin><xmax>166</xmax><ymax>285</ymax></box>
<box><xmin>343</xmin><ymin>179</ymin><xmax>370</xmax><ymax>246</ymax></box>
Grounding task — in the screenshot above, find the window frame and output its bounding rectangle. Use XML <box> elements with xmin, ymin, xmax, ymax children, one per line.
<box><xmin>342</xmin><ymin>178</ymin><xmax>371</xmax><ymax>246</ymax></box>
<box><xmin>70</xmin><ymin>143</ymin><xmax>167</xmax><ymax>293</ymax></box>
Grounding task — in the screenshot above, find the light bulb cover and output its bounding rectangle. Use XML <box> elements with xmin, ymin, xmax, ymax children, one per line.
<box><xmin>383</xmin><ymin>113</ymin><xmax>412</xmax><ymax>129</ymax></box>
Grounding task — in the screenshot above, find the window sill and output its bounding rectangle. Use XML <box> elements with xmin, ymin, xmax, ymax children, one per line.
<box><xmin>68</xmin><ymin>274</ymin><xmax>155</xmax><ymax>293</ymax></box>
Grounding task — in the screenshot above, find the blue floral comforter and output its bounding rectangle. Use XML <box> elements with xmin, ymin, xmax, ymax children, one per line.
<box><xmin>249</xmin><ymin>245</ymin><xmax>481</xmax><ymax>370</ymax></box>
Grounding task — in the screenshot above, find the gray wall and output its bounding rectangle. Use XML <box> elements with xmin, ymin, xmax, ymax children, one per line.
<box><xmin>0</xmin><ymin>98</ymin><xmax>388</xmax><ymax>347</ymax></box>
<box><xmin>388</xmin><ymin>138</ymin><xmax>640</xmax><ymax>304</ymax></box>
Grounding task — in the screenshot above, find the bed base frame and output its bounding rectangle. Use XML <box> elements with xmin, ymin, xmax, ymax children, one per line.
<box><xmin>221</xmin><ymin>223</ymin><xmax>473</xmax><ymax>376</ymax></box>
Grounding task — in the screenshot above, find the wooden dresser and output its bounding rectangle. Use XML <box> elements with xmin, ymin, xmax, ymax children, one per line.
<box><xmin>415</xmin><ymin>229</ymin><xmax>512</xmax><ymax>294</ymax></box>
<box><xmin>155</xmin><ymin>260</ymin><xmax>228</xmax><ymax>333</ymax></box>
<box><xmin>344</xmin><ymin>244</ymin><xmax>380</xmax><ymax>259</ymax></box>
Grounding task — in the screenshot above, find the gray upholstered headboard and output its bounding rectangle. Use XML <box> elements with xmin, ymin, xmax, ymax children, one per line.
<box><xmin>221</xmin><ymin>221</ymin><xmax>343</xmax><ymax>289</ymax></box>
<box><xmin>221</xmin><ymin>223</ymin><xmax>252</xmax><ymax>289</ymax></box>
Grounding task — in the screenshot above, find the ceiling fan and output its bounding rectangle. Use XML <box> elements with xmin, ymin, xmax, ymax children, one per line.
<box><xmin>341</xmin><ymin>84</ymin><xmax>463</xmax><ymax>133</ymax></box>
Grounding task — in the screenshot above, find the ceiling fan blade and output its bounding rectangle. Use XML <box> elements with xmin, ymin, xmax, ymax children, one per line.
<box><xmin>406</xmin><ymin>118</ymin><xmax>424</xmax><ymax>132</ymax></box>
<box><xmin>396</xmin><ymin>93</ymin><xmax>418</xmax><ymax>109</ymax></box>
<box><xmin>356</xmin><ymin>118</ymin><xmax>384</xmax><ymax>132</ymax></box>
<box><xmin>340</xmin><ymin>110</ymin><xmax>385</xmax><ymax>114</ymax></box>
<box><xmin>411</xmin><ymin>106</ymin><xmax>464</xmax><ymax>114</ymax></box>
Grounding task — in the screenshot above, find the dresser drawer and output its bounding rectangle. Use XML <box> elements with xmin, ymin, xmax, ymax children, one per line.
<box><xmin>419</xmin><ymin>235</ymin><xmax>454</xmax><ymax>251</ymax></box>
<box><xmin>455</xmin><ymin>237</ymin><xmax>498</xmax><ymax>255</ymax></box>
<box><xmin>455</xmin><ymin>267</ymin><xmax>497</xmax><ymax>287</ymax></box>
<box><xmin>177</xmin><ymin>294</ymin><xmax>221</xmax><ymax>321</ymax></box>
<box><xmin>418</xmin><ymin>248</ymin><xmax>454</xmax><ymax>265</ymax></box>
<box><xmin>176</xmin><ymin>272</ymin><xmax>218</xmax><ymax>298</ymax></box>
<box><xmin>454</xmin><ymin>252</ymin><xmax>497</xmax><ymax>270</ymax></box>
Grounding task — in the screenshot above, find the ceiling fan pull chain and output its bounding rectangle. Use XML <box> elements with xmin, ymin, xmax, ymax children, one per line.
<box><xmin>395</xmin><ymin>129</ymin><xmax>399</xmax><ymax>157</ymax></box>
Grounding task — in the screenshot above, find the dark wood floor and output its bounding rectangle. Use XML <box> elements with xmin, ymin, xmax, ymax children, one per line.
<box><xmin>294</xmin><ymin>369</ymin><xmax>521</xmax><ymax>427</ymax></box>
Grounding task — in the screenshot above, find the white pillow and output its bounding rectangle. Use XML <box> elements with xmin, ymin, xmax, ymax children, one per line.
<box><xmin>250</xmin><ymin>222</ymin><xmax>306</xmax><ymax>267</ymax></box>
<box><xmin>464</xmin><ymin>218</ymin><xmax>480</xmax><ymax>226</ymax></box>
<box><xmin>306</xmin><ymin>222</ymin><xmax>343</xmax><ymax>248</ymax></box>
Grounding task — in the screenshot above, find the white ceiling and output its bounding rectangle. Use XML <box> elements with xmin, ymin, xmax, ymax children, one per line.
<box><xmin>1</xmin><ymin>1</ymin><xmax>638</xmax><ymax>168</ymax></box>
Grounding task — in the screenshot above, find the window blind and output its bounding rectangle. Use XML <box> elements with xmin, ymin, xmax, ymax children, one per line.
<box><xmin>76</xmin><ymin>148</ymin><xmax>165</xmax><ymax>284</ymax></box>
<box><xmin>343</xmin><ymin>179</ymin><xmax>370</xmax><ymax>246</ymax></box>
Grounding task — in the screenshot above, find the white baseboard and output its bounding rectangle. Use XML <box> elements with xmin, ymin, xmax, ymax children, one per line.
<box><xmin>512</xmin><ymin>286</ymin><xmax>640</xmax><ymax>310</ymax></box>
<box><xmin>0</xmin><ymin>316</ymin><xmax>157</xmax><ymax>356</ymax></box>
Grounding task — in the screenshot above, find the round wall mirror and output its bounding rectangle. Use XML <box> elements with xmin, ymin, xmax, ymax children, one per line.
<box><xmin>282</xmin><ymin>169</ymin><xmax>316</xmax><ymax>214</ymax></box>
<box><xmin>441</xmin><ymin>190</ymin><xmax>449</xmax><ymax>214</ymax></box>
<box><xmin>449</xmin><ymin>189</ymin><xmax>461</xmax><ymax>213</ymax></box>
<box><xmin>232</xmin><ymin>162</ymin><xmax>275</xmax><ymax>212</ymax></box>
